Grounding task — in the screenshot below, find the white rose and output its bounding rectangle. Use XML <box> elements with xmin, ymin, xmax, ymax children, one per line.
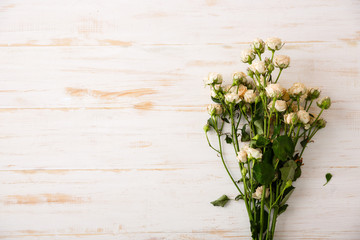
<box><xmin>265</xmin><ymin>83</ymin><xmax>284</xmax><ymax>98</ymax></box>
<box><xmin>306</xmin><ymin>87</ymin><xmax>321</xmax><ymax>100</ymax></box>
<box><xmin>241</xmin><ymin>49</ymin><xmax>256</xmax><ymax>63</ymax></box>
<box><xmin>225</xmin><ymin>92</ymin><xmax>241</xmax><ymax>104</ymax></box>
<box><xmin>297</xmin><ymin>110</ymin><xmax>310</xmax><ymax>124</ymax></box>
<box><xmin>268</xmin><ymin>100</ymin><xmax>287</xmax><ymax>112</ymax></box>
<box><xmin>266</xmin><ymin>37</ymin><xmax>283</xmax><ymax>51</ymax></box>
<box><xmin>252</xmin><ymin>38</ymin><xmax>265</xmax><ymax>52</ymax></box>
<box><xmin>273</xmin><ymin>55</ymin><xmax>290</xmax><ymax>69</ymax></box>
<box><xmin>232</xmin><ymin>72</ymin><xmax>247</xmax><ymax>81</ymax></box>
<box><xmin>207</xmin><ymin>104</ymin><xmax>222</xmax><ymax>115</ymax></box>
<box><xmin>275</xmin><ymin>100</ymin><xmax>287</xmax><ymax>112</ymax></box>
<box><xmin>244</xmin><ymin>90</ymin><xmax>257</xmax><ymax>103</ymax></box>
<box><xmin>252</xmin><ymin>186</ymin><xmax>270</xmax><ymax>200</ymax></box>
<box><xmin>250</xmin><ymin>61</ymin><xmax>267</xmax><ymax>74</ymax></box>
<box><xmin>238</xmin><ymin>84</ymin><xmax>247</xmax><ymax>97</ymax></box>
<box><xmin>247</xmin><ymin>147</ymin><xmax>262</xmax><ymax>159</ymax></box>
<box><xmin>237</xmin><ymin>150</ymin><xmax>248</xmax><ymax>163</ymax></box>
<box><xmin>289</xmin><ymin>83</ymin><xmax>307</xmax><ymax>97</ymax></box>
<box><xmin>284</xmin><ymin>112</ymin><xmax>298</xmax><ymax>125</ymax></box>
<box><xmin>204</xmin><ymin>72</ymin><xmax>223</xmax><ymax>85</ymax></box>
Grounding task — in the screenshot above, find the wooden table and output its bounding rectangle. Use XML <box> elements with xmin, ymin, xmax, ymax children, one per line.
<box><xmin>0</xmin><ymin>0</ymin><xmax>359</xmax><ymax>239</ymax></box>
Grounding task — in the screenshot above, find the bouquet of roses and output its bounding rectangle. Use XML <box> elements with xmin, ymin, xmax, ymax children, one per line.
<box><xmin>203</xmin><ymin>38</ymin><xmax>331</xmax><ymax>240</ymax></box>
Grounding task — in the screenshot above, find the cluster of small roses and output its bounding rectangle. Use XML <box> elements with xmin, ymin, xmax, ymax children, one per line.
<box><xmin>204</xmin><ymin>37</ymin><xmax>331</xmax><ymax>136</ymax></box>
<box><xmin>203</xmin><ymin>38</ymin><xmax>331</xmax><ymax>240</ymax></box>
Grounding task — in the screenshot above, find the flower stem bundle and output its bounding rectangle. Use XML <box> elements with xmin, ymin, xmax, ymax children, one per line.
<box><xmin>203</xmin><ymin>38</ymin><xmax>331</xmax><ymax>240</ymax></box>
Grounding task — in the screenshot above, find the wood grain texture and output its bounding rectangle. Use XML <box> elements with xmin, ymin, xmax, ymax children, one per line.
<box><xmin>0</xmin><ymin>0</ymin><xmax>359</xmax><ymax>239</ymax></box>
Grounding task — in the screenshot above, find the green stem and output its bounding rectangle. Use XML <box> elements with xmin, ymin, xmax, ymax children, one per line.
<box><xmin>306</xmin><ymin>100</ymin><xmax>313</xmax><ymax>111</ymax></box>
<box><xmin>259</xmin><ymin>185</ymin><xmax>266</xmax><ymax>240</ymax></box>
<box><xmin>294</xmin><ymin>125</ymin><xmax>301</xmax><ymax>146</ymax></box>
<box><xmin>287</xmin><ymin>124</ymin><xmax>294</xmax><ymax>137</ymax></box>
<box><xmin>266</xmin><ymin>184</ymin><xmax>273</xmax><ymax>240</ymax></box>
<box><xmin>205</xmin><ymin>132</ymin><xmax>220</xmax><ymax>153</ymax></box>
<box><xmin>256</xmin><ymin>49</ymin><xmax>262</xmax><ymax>60</ymax></box>
<box><xmin>239</xmin><ymin>163</ymin><xmax>254</xmax><ymax>222</ymax></box>
<box><xmin>314</xmin><ymin>108</ymin><xmax>324</xmax><ymax>123</ymax></box>
<box><xmin>274</xmin><ymin>69</ymin><xmax>283</xmax><ymax>83</ymax></box>
<box><xmin>299</xmin><ymin>128</ymin><xmax>319</xmax><ymax>158</ymax></box>
<box><xmin>214</xmin><ymin>118</ymin><xmax>242</xmax><ymax>195</ymax></box>
<box><xmin>270</xmin><ymin>208</ymin><xmax>279</xmax><ymax>239</ymax></box>
<box><xmin>271</xmin><ymin>184</ymin><xmax>290</xmax><ymax>208</ymax></box>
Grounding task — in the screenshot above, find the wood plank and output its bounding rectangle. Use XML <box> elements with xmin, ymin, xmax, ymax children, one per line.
<box><xmin>0</xmin><ymin>0</ymin><xmax>358</xmax><ymax>46</ymax></box>
<box><xmin>0</xmin><ymin>168</ymin><xmax>359</xmax><ymax>239</ymax></box>
<box><xmin>0</xmin><ymin>0</ymin><xmax>359</xmax><ymax>238</ymax></box>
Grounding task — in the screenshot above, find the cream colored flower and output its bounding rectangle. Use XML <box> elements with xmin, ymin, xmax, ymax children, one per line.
<box><xmin>252</xmin><ymin>186</ymin><xmax>270</xmax><ymax>200</ymax></box>
<box><xmin>232</xmin><ymin>72</ymin><xmax>247</xmax><ymax>81</ymax></box>
<box><xmin>284</xmin><ymin>112</ymin><xmax>298</xmax><ymax>125</ymax></box>
<box><xmin>237</xmin><ymin>150</ymin><xmax>248</xmax><ymax>163</ymax></box>
<box><xmin>289</xmin><ymin>83</ymin><xmax>307</xmax><ymax>97</ymax></box>
<box><xmin>204</xmin><ymin>72</ymin><xmax>223</xmax><ymax>85</ymax></box>
<box><xmin>266</xmin><ymin>37</ymin><xmax>283</xmax><ymax>51</ymax></box>
<box><xmin>241</xmin><ymin>49</ymin><xmax>256</xmax><ymax>63</ymax></box>
<box><xmin>247</xmin><ymin>147</ymin><xmax>262</xmax><ymax>159</ymax></box>
<box><xmin>252</xmin><ymin>38</ymin><xmax>265</xmax><ymax>53</ymax></box>
<box><xmin>268</xmin><ymin>100</ymin><xmax>287</xmax><ymax>112</ymax></box>
<box><xmin>265</xmin><ymin>83</ymin><xmax>284</xmax><ymax>98</ymax></box>
<box><xmin>307</xmin><ymin>87</ymin><xmax>321</xmax><ymax>100</ymax></box>
<box><xmin>250</xmin><ymin>61</ymin><xmax>267</xmax><ymax>74</ymax></box>
<box><xmin>297</xmin><ymin>110</ymin><xmax>310</xmax><ymax>124</ymax></box>
<box><xmin>244</xmin><ymin>90</ymin><xmax>257</xmax><ymax>103</ymax></box>
<box><xmin>207</xmin><ymin>104</ymin><xmax>222</xmax><ymax>115</ymax></box>
<box><xmin>238</xmin><ymin>84</ymin><xmax>248</xmax><ymax>97</ymax></box>
<box><xmin>273</xmin><ymin>55</ymin><xmax>290</xmax><ymax>69</ymax></box>
<box><xmin>225</xmin><ymin>92</ymin><xmax>241</xmax><ymax>104</ymax></box>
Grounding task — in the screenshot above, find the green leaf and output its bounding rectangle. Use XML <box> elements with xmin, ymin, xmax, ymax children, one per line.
<box><xmin>221</xmin><ymin>116</ymin><xmax>230</xmax><ymax>123</ymax></box>
<box><xmin>241</xmin><ymin>124</ymin><xmax>251</xmax><ymax>142</ymax></box>
<box><xmin>323</xmin><ymin>173</ymin><xmax>332</xmax><ymax>186</ymax></box>
<box><xmin>293</xmin><ymin>166</ymin><xmax>302</xmax><ymax>181</ymax></box>
<box><xmin>250</xmin><ymin>220</ymin><xmax>259</xmax><ymax>239</ymax></box>
<box><xmin>253</xmin><ymin>119</ymin><xmax>264</xmax><ymax>135</ymax></box>
<box><xmin>278</xmin><ymin>204</ymin><xmax>289</xmax><ymax>215</ymax></box>
<box><xmin>262</xmin><ymin>148</ymin><xmax>274</xmax><ymax>164</ymax></box>
<box><xmin>225</xmin><ymin>135</ymin><xmax>232</xmax><ymax>144</ymax></box>
<box><xmin>280</xmin><ymin>186</ymin><xmax>295</xmax><ymax>205</ymax></box>
<box><xmin>300</xmin><ymin>138</ymin><xmax>308</xmax><ymax>148</ymax></box>
<box><xmin>254</xmin><ymin>102</ymin><xmax>264</xmax><ymax>118</ymax></box>
<box><xmin>235</xmin><ymin>195</ymin><xmax>244</xmax><ymax>201</ymax></box>
<box><xmin>210</xmin><ymin>195</ymin><xmax>230</xmax><ymax>207</ymax></box>
<box><xmin>253</xmin><ymin>162</ymin><xmax>275</xmax><ymax>185</ymax></box>
<box><xmin>280</xmin><ymin>160</ymin><xmax>297</xmax><ymax>181</ymax></box>
<box><xmin>211</xmin><ymin>96</ymin><xmax>221</xmax><ymax>103</ymax></box>
<box><xmin>207</xmin><ymin>118</ymin><xmax>216</xmax><ymax>129</ymax></box>
<box><xmin>272</xmin><ymin>135</ymin><xmax>295</xmax><ymax>161</ymax></box>
<box><xmin>251</xmin><ymin>134</ymin><xmax>271</xmax><ymax>148</ymax></box>
<box><xmin>271</xmin><ymin>125</ymin><xmax>282</xmax><ymax>140</ymax></box>
<box><xmin>284</xmin><ymin>160</ymin><xmax>297</xmax><ymax>168</ymax></box>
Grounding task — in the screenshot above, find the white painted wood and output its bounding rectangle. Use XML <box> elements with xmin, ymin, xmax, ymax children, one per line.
<box><xmin>0</xmin><ymin>0</ymin><xmax>359</xmax><ymax>239</ymax></box>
